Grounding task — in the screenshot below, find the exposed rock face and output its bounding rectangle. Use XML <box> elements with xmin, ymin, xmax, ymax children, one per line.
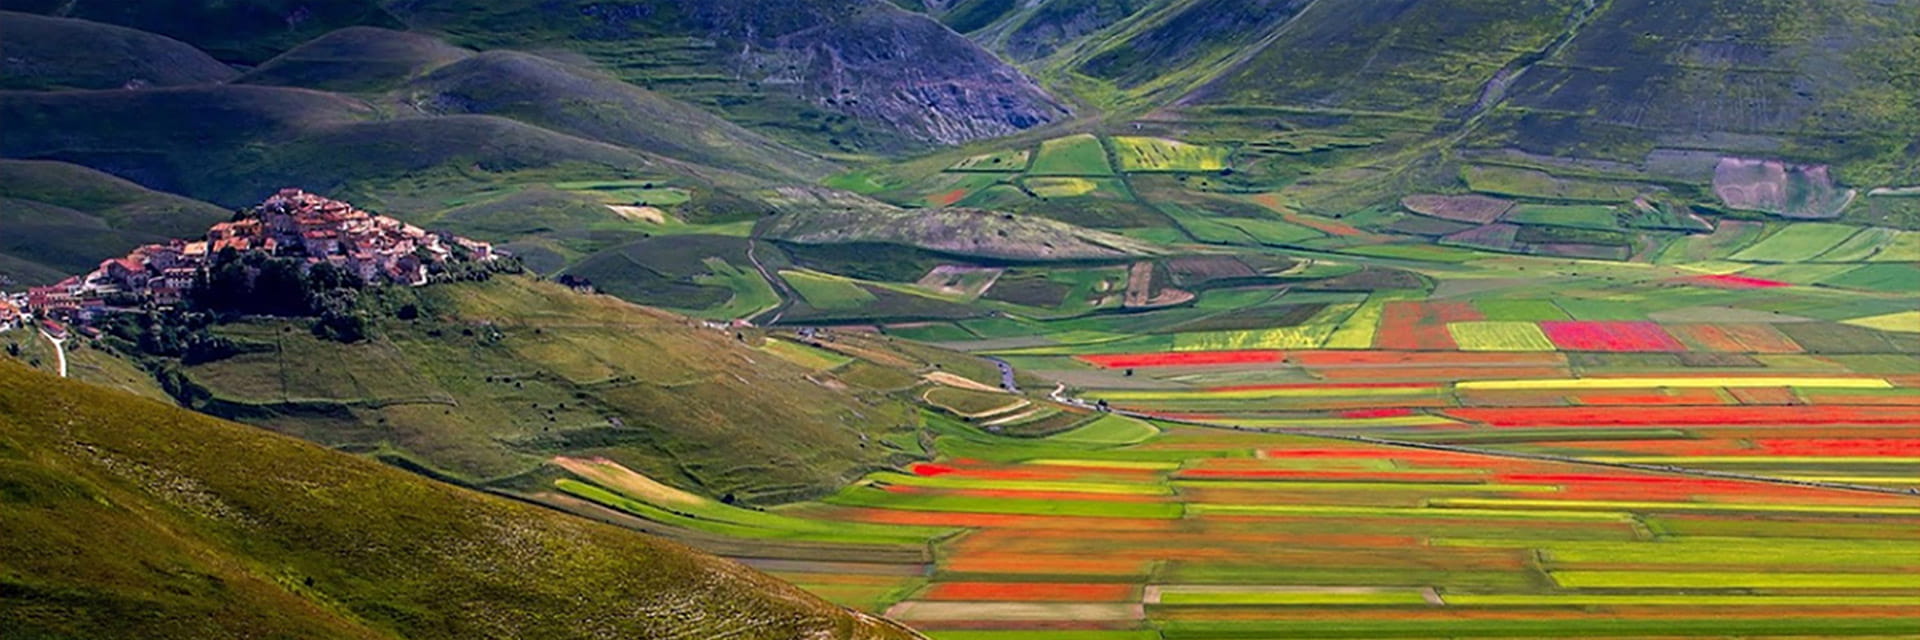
<box><xmin>739</xmin><ymin>6</ymin><xmax>1069</xmax><ymax>145</ymax></box>
<box><xmin>544</xmin><ymin>0</ymin><xmax>1068</xmax><ymax>147</ymax></box>
<box><xmin>1713</xmin><ymin>157</ymin><xmax>1855</xmax><ymax>220</ymax></box>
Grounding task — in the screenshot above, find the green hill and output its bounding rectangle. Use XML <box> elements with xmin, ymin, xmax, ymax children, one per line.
<box><xmin>0</xmin><ymin>84</ymin><xmax>656</xmax><ymax>208</ymax></box>
<box><xmin>237</xmin><ymin>26</ymin><xmax>474</xmax><ymax>93</ymax></box>
<box><xmin>0</xmin><ymin>159</ymin><xmax>230</xmax><ymax>285</ymax></box>
<box><xmin>11</xmin><ymin>0</ymin><xmax>1067</xmax><ymax>153</ymax></box>
<box><xmin>0</xmin><ymin>359</ymin><xmax>922</xmax><ymax>639</ymax></box>
<box><xmin>0</xmin><ymin>11</ymin><xmax>238</xmax><ymax>90</ymax></box>
<box><xmin>3</xmin><ymin>0</ymin><xmax>403</xmax><ymax>64</ymax></box>
<box><xmin>161</xmin><ymin>276</ymin><xmax>926</xmax><ymax>503</ymax></box>
<box><xmin>403</xmin><ymin>49</ymin><xmax>841</xmax><ymax>181</ymax></box>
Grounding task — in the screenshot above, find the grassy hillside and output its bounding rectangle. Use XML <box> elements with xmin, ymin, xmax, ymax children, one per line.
<box><xmin>402</xmin><ymin>49</ymin><xmax>841</xmax><ymax>181</ymax></box>
<box><xmin>165</xmin><ymin>276</ymin><xmax>924</xmax><ymax>503</ymax></box>
<box><xmin>757</xmin><ymin>187</ymin><xmax>1163</xmax><ymax>261</ymax></box>
<box><xmin>0</xmin><ymin>84</ymin><xmax>661</xmax><ymax>209</ymax></box>
<box><xmin>238</xmin><ymin>26</ymin><xmax>474</xmax><ymax>93</ymax></box>
<box><xmin>0</xmin><ymin>359</ymin><xmax>922</xmax><ymax>639</ymax></box>
<box><xmin>0</xmin><ymin>159</ymin><xmax>230</xmax><ymax>285</ymax></box>
<box><xmin>0</xmin><ymin>11</ymin><xmax>237</xmax><ymax>90</ymax></box>
<box><xmin>396</xmin><ymin>0</ymin><xmax>1068</xmax><ymax>152</ymax></box>
<box><xmin>3</xmin><ymin>0</ymin><xmax>403</xmax><ymax>64</ymax></box>
<box><xmin>1474</xmin><ymin>0</ymin><xmax>1920</xmax><ymax>184</ymax></box>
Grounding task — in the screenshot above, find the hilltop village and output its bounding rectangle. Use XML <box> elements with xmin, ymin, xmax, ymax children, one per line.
<box><xmin>2</xmin><ymin>189</ymin><xmax>496</xmax><ymax>333</ymax></box>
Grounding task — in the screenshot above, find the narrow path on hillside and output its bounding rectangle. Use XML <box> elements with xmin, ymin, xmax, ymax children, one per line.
<box><xmin>1051</xmin><ymin>391</ymin><xmax>1920</xmax><ymax>498</ymax></box>
<box><xmin>41</xmin><ymin>330</ymin><xmax>66</xmax><ymax>378</ymax></box>
<box><xmin>743</xmin><ymin>239</ymin><xmax>795</xmax><ymax>326</ymax></box>
<box><xmin>1454</xmin><ymin>0</ymin><xmax>1602</xmax><ymax>133</ymax></box>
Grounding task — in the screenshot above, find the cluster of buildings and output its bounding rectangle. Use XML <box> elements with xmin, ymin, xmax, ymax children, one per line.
<box><xmin>5</xmin><ymin>189</ymin><xmax>497</xmax><ymax>328</ymax></box>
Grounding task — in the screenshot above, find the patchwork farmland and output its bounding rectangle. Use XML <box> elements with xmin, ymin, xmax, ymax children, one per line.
<box><xmin>510</xmin><ymin>130</ymin><xmax>1920</xmax><ymax>637</ymax></box>
<box><xmin>536</xmin><ymin>259</ymin><xmax>1920</xmax><ymax>638</ymax></box>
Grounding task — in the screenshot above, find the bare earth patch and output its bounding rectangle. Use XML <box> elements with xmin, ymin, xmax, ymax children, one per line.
<box><xmin>1403</xmin><ymin>194</ymin><xmax>1515</xmax><ymax>223</ymax></box>
<box><xmin>605</xmin><ymin>204</ymin><xmax>668</xmax><ymax>224</ymax></box>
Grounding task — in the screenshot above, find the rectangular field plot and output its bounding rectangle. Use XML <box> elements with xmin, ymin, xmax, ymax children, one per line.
<box><xmin>1030</xmin><ymin>134</ymin><xmax>1115</xmax><ymax>176</ymax></box>
<box><xmin>948</xmin><ymin>149</ymin><xmax>1031</xmax><ymax>172</ymax></box>
<box><xmin>1113</xmin><ymin>137</ymin><xmax>1231</xmax><ymax>172</ymax></box>
<box><xmin>1730</xmin><ymin>223</ymin><xmax>1865</xmax><ymax>262</ymax></box>
<box><xmin>1539</xmin><ymin>321</ymin><xmax>1685</xmax><ymax>352</ymax></box>
<box><xmin>1448</xmin><ymin>322</ymin><xmax>1558</xmax><ymax>351</ymax></box>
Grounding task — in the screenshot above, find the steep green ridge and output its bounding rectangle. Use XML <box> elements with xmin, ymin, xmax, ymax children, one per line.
<box><xmin>164</xmin><ymin>276</ymin><xmax>923</xmax><ymax>502</ymax></box>
<box><xmin>0</xmin><ymin>159</ymin><xmax>230</xmax><ymax>285</ymax></box>
<box><xmin>0</xmin><ymin>11</ymin><xmax>238</xmax><ymax>90</ymax></box>
<box><xmin>0</xmin><ymin>360</ymin><xmax>922</xmax><ymax>639</ymax></box>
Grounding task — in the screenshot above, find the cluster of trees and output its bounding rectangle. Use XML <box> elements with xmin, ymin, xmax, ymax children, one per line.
<box><xmin>190</xmin><ymin>249</ymin><xmax>369</xmax><ymax>341</ymax></box>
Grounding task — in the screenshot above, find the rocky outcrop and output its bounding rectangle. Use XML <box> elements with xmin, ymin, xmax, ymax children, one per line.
<box><xmin>740</xmin><ymin>6</ymin><xmax>1069</xmax><ymax>145</ymax></box>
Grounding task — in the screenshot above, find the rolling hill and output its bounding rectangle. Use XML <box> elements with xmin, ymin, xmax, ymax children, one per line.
<box><xmin>158</xmin><ymin>276</ymin><xmax>930</xmax><ymax>503</ymax></box>
<box><xmin>0</xmin><ymin>159</ymin><xmax>230</xmax><ymax>286</ymax></box>
<box><xmin>0</xmin><ymin>359</ymin><xmax>922</xmax><ymax>639</ymax></box>
<box><xmin>0</xmin><ymin>11</ymin><xmax>238</xmax><ymax>90</ymax></box>
<box><xmin>11</xmin><ymin>0</ymin><xmax>1068</xmax><ymax>153</ymax></box>
<box><xmin>237</xmin><ymin>26</ymin><xmax>474</xmax><ymax>93</ymax></box>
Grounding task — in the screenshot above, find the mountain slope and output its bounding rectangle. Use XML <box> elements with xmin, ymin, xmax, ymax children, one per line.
<box><xmin>0</xmin><ymin>359</ymin><xmax>921</xmax><ymax>639</ymax></box>
<box><xmin>2</xmin><ymin>0</ymin><xmax>404</xmax><ymax>64</ymax></box>
<box><xmin>1472</xmin><ymin>0</ymin><xmax>1920</xmax><ymax>183</ymax></box>
<box><xmin>0</xmin><ymin>84</ymin><xmax>656</xmax><ymax>208</ymax></box>
<box><xmin>402</xmin><ymin>49</ymin><xmax>842</xmax><ymax>181</ymax></box>
<box><xmin>388</xmin><ymin>0</ymin><xmax>1070</xmax><ymax>151</ymax></box>
<box><xmin>0</xmin><ymin>159</ymin><xmax>230</xmax><ymax>285</ymax></box>
<box><xmin>237</xmin><ymin>26</ymin><xmax>474</xmax><ymax>93</ymax></box>
<box><xmin>0</xmin><ymin>11</ymin><xmax>238</xmax><ymax>90</ymax></box>
<box><xmin>166</xmin><ymin>276</ymin><xmax>922</xmax><ymax>502</ymax></box>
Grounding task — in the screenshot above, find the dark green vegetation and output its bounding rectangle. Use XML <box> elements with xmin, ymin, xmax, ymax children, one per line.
<box><xmin>0</xmin><ymin>160</ymin><xmax>229</xmax><ymax>285</ymax></box>
<box><xmin>0</xmin><ymin>11</ymin><xmax>237</xmax><ymax>90</ymax></box>
<box><xmin>0</xmin><ymin>360</ymin><xmax>920</xmax><ymax>639</ymax></box>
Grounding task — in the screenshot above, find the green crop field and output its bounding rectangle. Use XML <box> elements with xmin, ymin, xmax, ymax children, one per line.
<box><xmin>782</xmin><ymin>269</ymin><xmax>880</xmax><ymax>309</ymax></box>
<box><xmin>1505</xmin><ymin>204</ymin><xmax>1621</xmax><ymax>230</ymax></box>
<box><xmin>1030</xmin><ymin>134</ymin><xmax>1116</xmax><ymax>176</ymax></box>
<box><xmin>1730</xmin><ymin>223</ymin><xmax>1865</xmax><ymax>262</ymax></box>
<box><xmin>1112</xmin><ymin>137</ymin><xmax>1230</xmax><ymax>172</ymax></box>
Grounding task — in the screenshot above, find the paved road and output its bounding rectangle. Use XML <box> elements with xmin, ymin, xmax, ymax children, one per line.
<box><xmin>984</xmin><ymin>356</ymin><xmax>1018</xmax><ymax>393</ymax></box>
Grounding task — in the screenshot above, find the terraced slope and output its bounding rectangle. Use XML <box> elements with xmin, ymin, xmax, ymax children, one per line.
<box><xmin>0</xmin><ymin>360</ymin><xmax>922</xmax><ymax>640</ymax></box>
